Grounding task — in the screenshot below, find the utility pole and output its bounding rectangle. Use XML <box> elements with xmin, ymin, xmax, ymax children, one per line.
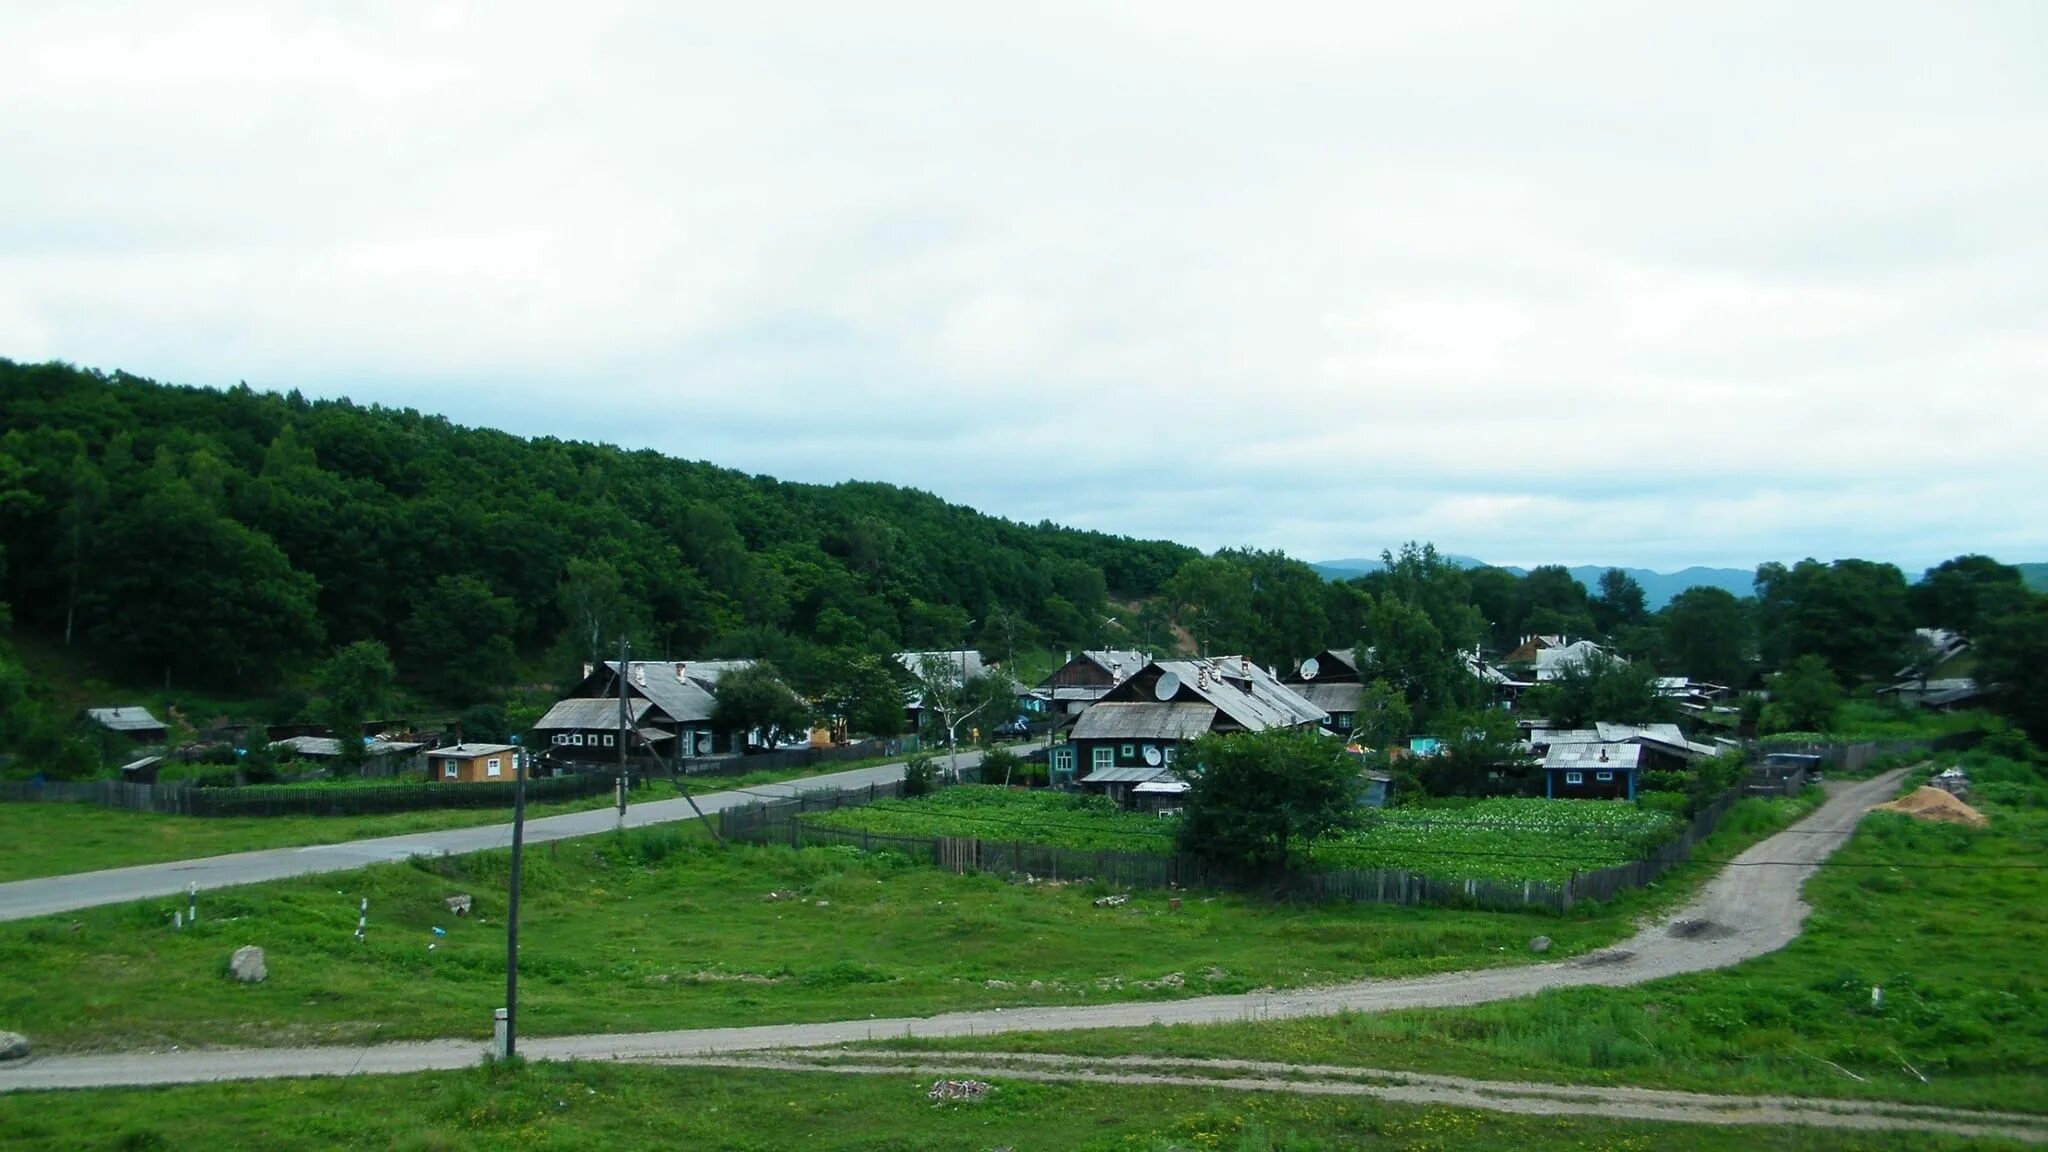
<box><xmin>501</xmin><ymin>740</ymin><xmax>528</xmax><ymax>1061</ymax></box>
<box><xmin>616</xmin><ymin>636</ymin><xmax>630</xmax><ymax>830</ymax></box>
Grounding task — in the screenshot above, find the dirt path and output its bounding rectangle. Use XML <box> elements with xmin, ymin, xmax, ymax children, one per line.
<box><xmin>647</xmin><ymin>1050</ymin><xmax>2048</xmax><ymax>1144</ymax></box>
<box><xmin>0</xmin><ymin>771</ymin><xmax>1913</xmax><ymax>1102</ymax></box>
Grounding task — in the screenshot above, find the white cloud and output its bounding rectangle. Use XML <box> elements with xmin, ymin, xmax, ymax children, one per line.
<box><xmin>2</xmin><ymin>0</ymin><xmax>2045</xmax><ymax>573</ymax></box>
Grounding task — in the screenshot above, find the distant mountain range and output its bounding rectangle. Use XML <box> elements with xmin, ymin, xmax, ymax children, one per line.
<box><xmin>1316</xmin><ymin>556</ymin><xmax>2048</xmax><ymax>608</ymax></box>
<box><xmin>1310</xmin><ymin>556</ymin><xmax>1757</xmax><ymax>609</ymax></box>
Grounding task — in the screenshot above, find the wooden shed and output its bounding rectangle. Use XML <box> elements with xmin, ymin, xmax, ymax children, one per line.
<box><xmin>426</xmin><ymin>743</ymin><xmax>521</xmax><ymax>784</ymax></box>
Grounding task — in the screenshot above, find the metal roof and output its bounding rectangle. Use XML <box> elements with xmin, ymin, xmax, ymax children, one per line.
<box><xmin>1543</xmin><ymin>743</ymin><xmax>1642</xmax><ymax>770</ymax></box>
<box><xmin>1079</xmin><ymin>763</ymin><xmax>1174</xmax><ymax>784</ymax></box>
<box><xmin>533</xmin><ymin>697</ymin><xmax>654</xmax><ymax>731</ymax></box>
<box><xmin>86</xmin><ymin>707</ymin><xmax>164</xmax><ymax>732</ymax></box>
<box><xmin>426</xmin><ymin>743</ymin><xmax>521</xmax><ymax>758</ymax></box>
<box><xmin>275</xmin><ymin>736</ymin><xmax>425</xmax><ymax>758</ymax></box>
<box><xmin>1132</xmin><ymin>778</ymin><xmax>1190</xmax><ymax>794</ymax></box>
<box><xmin>601</xmin><ymin>660</ymin><xmax>720</xmax><ymax>724</ymax></box>
<box><xmin>1071</xmin><ymin>702</ymin><xmax>1218</xmax><ymax>741</ymax></box>
<box><xmin>1295</xmin><ymin>682</ymin><xmax>1366</xmax><ymax>713</ymax></box>
<box><xmin>1152</xmin><ymin>657</ymin><xmax>1327</xmax><ymax>731</ymax></box>
<box><xmin>1081</xmin><ymin>650</ymin><xmax>1148</xmax><ymax>681</ymax></box>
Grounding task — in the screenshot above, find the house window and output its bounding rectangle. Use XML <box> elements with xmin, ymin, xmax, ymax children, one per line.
<box><xmin>442</xmin><ymin>762</ymin><xmax>457</xmax><ymax>780</ymax></box>
<box><xmin>552</xmin><ymin>734</ymin><xmax>567</xmax><ymax>745</ymax></box>
<box><xmin>487</xmin><ymin>758</ymin><xmax>502</xmax><ymax>778</ymax></box>
<box><xmin>1163</xmin><ymin>746</ymin><xmax>1176</xmax><ymax>764</ymax></box>
<box><xmin>1334</xmin><ymin>713</ymin><xmax>1352</xmax><ymax>730</ymax></box>
<box><xmin>1596</xmin><ymin>771</ymin><xmax>1614</xmax><ymax>782</ymax></box>
<box><xmin>571</xmin><ymin>734</ymin><xmax>584</xmax><ymax>746</ymax></box>
<box><xmin>1120</xmin><ymin>744</ymin><xmax>1135</xmax><ymax>759</ymax></box>
<box><xmin>1092</xmin><ymin>747</ymin><xmax>1114</xmax><ymax>773</ymax></box>
<box><xmin>1565</xmin><ymin>771</ymin><xmax>1583</xmax><ymax>785</ymax></box>
<box><xmin>603</xmin><ymin>734</ymin><xmax>615</xmax><ymax>747</ymax></box>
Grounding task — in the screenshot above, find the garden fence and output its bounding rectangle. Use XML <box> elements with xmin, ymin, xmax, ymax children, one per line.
<box><xmin>0</xmin><ymin>772</ymin><xmax>619</xmax><ymax>817</ymax></box>
<box><xmin>718</xmin><ymin>773</ymin><xmax>1748</xmax><ymax>913</ymax></box>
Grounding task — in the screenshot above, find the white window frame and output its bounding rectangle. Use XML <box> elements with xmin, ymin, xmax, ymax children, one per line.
<box><xmin>1163</xmin><ymin>746</ymin><xmax>1176</xmax><ymax>764</ymax></box>
<box><xmin>603</xmin><ymin>734</ymin><xmax>615</xmax><ymax>747</ymax></box>
<box><xmin>486</xmin><ymin>758</ymin><xmax>502</xmax><ymax>778</ymax></box>
<box><xmin>571</xmin><ymin>734</ymin><xmax>584</xmax><ymax>746</ymax></box>
<box><xmin>1120</xmin><ymin>743</ymin><xmax>1135</xmax><ymax>759</ymax></box>
<box><xmin>1565</xmin><ymin>771</ymin><xmax>1583</xmax><ymax>785</ymax></box>
<box><xmin>1596</xmin><ymin>771</ymin><xmax>1614</xmax><ymax>782</ymax></box>
<box><xmin>442</xmin><ymin>762</ymin><xmax>457</xmax><ymax>780</ymax></box>
<box><xmin>552</xmin><ymin>734</ymin><xmax>566</xmax><ymax>745</ymax></box>
<box><xmin>1092</xmin><ymin>746</ymin><xmax>1114</xmax><ymax>772</ymax></box>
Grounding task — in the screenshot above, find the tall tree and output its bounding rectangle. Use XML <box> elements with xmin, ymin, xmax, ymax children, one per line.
<box><xmin>1359</xmin><ymin>595</ymin><xmax>1472</xmax><ymax>729</ymax></box>
<box><xmin>1974</xmin><ymin>595</ymin><xmax>2048</xmax><ymax>744</ymax></box>
<box><xmin>1754</xmin><ymin>559</ymin><xmax>1911</xmax><ymax>682</ymax></box>
<box><xmin>1164</xmin><ymin>556</ymin><xmax>1255</xmax><ymax>656</ymax></box>
<box><xmin>1909</xmin><ymin>555</ymin><xmax>2029</xmax><ymax>638</ymax></box>
<box><xmin>403</xmin><ymin>575</ymin><xmax>517</xmax><ymax>706</ymax></box>
<box><xmin>710</xmin><ymin>662</ymin><xmax>813</xmax><ymax>749</ymax></box>
<box><xmin>312</xmin><ymin>640</ymin><xmax>396</xmax><ymax>773</ymax></box>
<box><xmin>1658</xmin><ymin>586</ymin><xmax>1754</xmax><ymax>686</ymax></box>
<box><xmin>1523</xmin><ymin>650</ymin><xmax>1672</xmax><ymax>728</ymax></box>
<box><xmin>1511</xmin><ymin>565</ymin><xmax>1596</xmax><ymax>641</ymax></box>
<box><xmin>1175</xmin><ymin>728</ymin><xmax>1360</xmax><ymax>874</ymax></box>
<box><xmin>1763</xmin><ymin>655</ymin><xmax>1844</xmax><ymax>734</ymax></box>
<box><xmin>1590</xmin><ymin>568</ymin><xmax>1648</xmax><ymax>637</ymax></box>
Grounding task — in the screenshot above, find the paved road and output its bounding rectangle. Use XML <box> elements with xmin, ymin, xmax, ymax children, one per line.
<box><xmin>0</xmin><ymin>770</ymin><xmax>1906</xmax><ymax>1094</ymax></box>
<box><xmin>0</xmin><ymin>746</ymin><xmax>1016</xmax><ymax>923</ymax></box>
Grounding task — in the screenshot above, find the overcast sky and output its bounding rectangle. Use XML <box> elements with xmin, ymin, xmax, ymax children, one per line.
<box><xmin>4</xmin><ymin>3</ymin><xmax>2044</xmax><ymax>573</ymax></box>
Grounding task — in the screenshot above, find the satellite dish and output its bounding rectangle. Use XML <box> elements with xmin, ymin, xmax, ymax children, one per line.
<box><xmin>1300</xmin><ymin>657</ymin><xmax>1320</xmax><ymax>681</ymax></box>
<box><xmin>1153</xmin><ymin>671</ymin><xmax>1182</xmax><ymax>701</ymax></box>
<box><xmin>1142</xmin><ymin>744</ymin><xmax>1162</xmax><ymax>766</ymax></box>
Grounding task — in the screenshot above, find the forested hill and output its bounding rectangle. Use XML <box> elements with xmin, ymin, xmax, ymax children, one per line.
<box><xmin>0</xmin><ymin>359</ymin><xmax>1196</xmax><ymax>698</ymax></box>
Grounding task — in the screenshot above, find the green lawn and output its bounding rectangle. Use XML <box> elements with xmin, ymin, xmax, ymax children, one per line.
<box><xmin>0</xmin><ymin>1060</ymin><xmax>2016</xmax><ymax>1152</ymax></box>
<box><xmin>0</xmin><ymin>796</ymin><xmax>618</xmax><ymax>883</ymax></box>
<box><xmin>0</xmin><ymin>825</ymin><xmax>1642</xmax><ymax>1053</ymax></box>
<box><xmin>874</xmin><ymin>751</ymin><xmax>2048</xmax><ymax>1114</ymax></box>
<box><xmin>0</xmin><ymin>786</ymin><xmax>1821</xmax><ymax>1054</ymax></box>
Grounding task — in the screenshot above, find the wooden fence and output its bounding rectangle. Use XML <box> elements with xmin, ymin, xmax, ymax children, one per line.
<box><xmin>0</xmin><ymin>772</ymin><xmax>619</xmax><ymax>817</ymax></box>
<box><xmin>718</xmin><ymin>775</ymin><xmax>1749</xmax><ymax>913</ymax></box>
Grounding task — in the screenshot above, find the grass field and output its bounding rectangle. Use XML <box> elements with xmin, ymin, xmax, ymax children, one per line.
<box><xmin>0</xmin><ymin>796</ymin><xmax>624</xmax><ymax>883</ymax></box>
<box><xmin>0</xmin><ymin>824</ymin><xmax>1645</xmax><ymax>1053</ymax></box>
<box><xmin>0</xmin><ymin>1060</ymin><xmax>2017</xmax><ymax>1152</ymax></box>
<box><xmin>0</xmin><ymin>785</ymin><xmax>1822</xmax><ymax>1054</ymax></box>
<box><xmin>878</xmin><ymin>751</ymin><xmax>2048</xmax><ymax>1114</ymax></box>
<box><xmin>805</xmin><ymin>786</ymin><xmax>1682</xmax><ymax>882</ymax></box>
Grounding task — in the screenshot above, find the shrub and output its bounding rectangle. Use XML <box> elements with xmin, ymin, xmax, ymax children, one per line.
<box><xmin>901</xmin><ymin>751</ymin><xmax>937</xmax><ymax>798</ymax></box>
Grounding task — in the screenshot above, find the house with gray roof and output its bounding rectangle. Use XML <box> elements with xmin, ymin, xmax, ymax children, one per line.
<box><xmin>1035</xmin><ymin>650</ymin><xmax>1148</xmax><ymax>721</ymax></box>
<box><xmin>1057</xmin><ymin>656</ymin><xmax>1327</xmax><ymax>804</ymax></box>
<box><xmin>533</xmin><ymin>659</ymin><xmax>760</xmax><ymax>764</ymax></box>
<box><xmin>86</xmin><ymin>706</ymin><xmax>167</xmax><ymax>742</ymax></box>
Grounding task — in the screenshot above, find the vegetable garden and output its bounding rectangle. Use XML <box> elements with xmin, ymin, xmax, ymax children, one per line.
<box><xmin>803</xmin><ymin>787</ymin><xmax>1681</xmax><ymax>884</ymax></box>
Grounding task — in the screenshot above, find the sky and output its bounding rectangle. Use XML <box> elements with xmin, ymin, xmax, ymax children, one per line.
<box><xmin>3</xmin><ymin>2</ymin><xmax>2045</xmax><ymax>574</ymax></box>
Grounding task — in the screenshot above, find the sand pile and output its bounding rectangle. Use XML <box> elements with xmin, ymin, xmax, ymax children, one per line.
<box><xmin>1870</xmin><ymin>786</ymin><xmax>1989</xmax><ymax>828</ymax></box>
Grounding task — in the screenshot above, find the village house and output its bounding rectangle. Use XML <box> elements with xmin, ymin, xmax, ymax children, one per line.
<box><xmin>1057</xmin><ymin>656</ymin><xmax>1327</xmax><ymax>807</ymax></box>
<box><xmin>1283</xmin><ymin>648</ymin><xmax>1365</xmax><ymax>735</ymax></box>
<box><xmin>1033</xmin><ymin>650</ymin><xmax>1147</xmax><ymax>727</ymax></box>
<box><xmin>269</xmin><ymin>735</ymin><xmax>426</xmax><ymax>776</ymax></box>
<box><xmin>425</xmin><ymin>742</ymin><xmax>523</xmax><ymax>783</ymax></box>
<box><xmin>85</xmin><ymin>706</ymin><xmax>167</xmax><ymax>743</ymax></box>
<box><xmin>532</xmin><ymin>659</ymin><xmax>759</xmax><ymax>767</ymax></box>
<box><xmin>1540</xmin><ymin>741</ymin><xmax>1641</xmax><ymax>799</ymax></box>
<box><xmin>1527</xmin><ymin>722</ymin><xmax>1715</xmax><ymax>775</ymax></box>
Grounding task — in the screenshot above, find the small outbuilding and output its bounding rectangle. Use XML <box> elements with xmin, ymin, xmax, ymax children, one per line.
<box><xmin>425</xmin><ymin>743</ymin><xmax>522</xmax><ymax>783</ymax></box>
<box><xmin>1542</xmin><ymin>742</ymin><xmax>1640</xmax><ymax>800</ymax></box>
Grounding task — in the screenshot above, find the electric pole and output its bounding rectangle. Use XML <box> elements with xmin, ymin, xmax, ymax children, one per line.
<box><xmin>501</xmin><ymin>740</ymin><xmax>528</xmax><ymax>1061</ymax></box>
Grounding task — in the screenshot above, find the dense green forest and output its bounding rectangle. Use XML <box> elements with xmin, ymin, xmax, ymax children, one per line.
<box><xmin>2</xmin><ymin>358</ymin><xmax>2044</xmax><ymax>770</ymax></box>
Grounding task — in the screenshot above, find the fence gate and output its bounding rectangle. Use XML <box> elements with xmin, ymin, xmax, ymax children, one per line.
<box><xmin>936</xmin><ymin>835</ymin><xmax>978</xmax><ymax>874</ymax></box>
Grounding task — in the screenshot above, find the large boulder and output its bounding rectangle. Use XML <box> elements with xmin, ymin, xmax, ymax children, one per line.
<box><xmin>229</xmin><ymin>945</ymin><xmax>267</xmax><ymax>984</ymax></box>
<box><xmin>0</xmin><ymin>1031</ymin><xmax>29</xmax><ymax>1061</ymax></box>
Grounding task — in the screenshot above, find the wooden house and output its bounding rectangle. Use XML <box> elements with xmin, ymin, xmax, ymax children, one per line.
<box><xmin>532</xmin><ymin>659</ymin><xmax>760</xmax><ymax>767</ymax></box>
<box><xmin>426</xmin><ymin>743</ymin><xmax>522</xmax><ymax>783</ymax></box>
<box><xmin>1035</xmin><ymin>650</ymin><xmax>1147</xmax><ymax>725</ymax></box>
<box><xmin>1057</xmin><ymin>656</ymin><xmax>1327</xmax><ymax>805</ymax></box>
<box><xmin>85</xmin><ymin>707</ymin><xmax>167</xmax><ymax>743</ymax></box>
<box><xmin>1541</xmin><ymin>742</ymin><xmax>1640</xmax><ymax>800</ymax></box>
<box><xmin>1284</xmin><ymin>648</ymin><xmax>1365</xmax><ymax>735</ymax></box>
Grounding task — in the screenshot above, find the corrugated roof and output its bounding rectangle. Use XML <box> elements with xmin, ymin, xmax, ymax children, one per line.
<box><xmin>1082</xmin><ymin>650</ymin><xmax>1147</xmax><ymax>681</ymax></box>
<box><xmin>1080</xmin><ymin>764</ymin><xmax>1174</xmax><ymax>784</ymax></box>
<box><xmin>427</xmin><ymin>743</ymin><xmax>520</xmax><ymax>757</ymax></box>
<box><xmin>534</xmin><ymin>697</ymin><xmax>654</xmax><ymax>731</ymax></box>
<box><xmin>603</xmin><ymin>660</ymin><xmax>720</xmax><ymax>724</ymax></box>
<box><xmin>1296</xmin><ymin>682</ymin><xmax>1366</xmax><ymax>713</ymax></box>
<box><xmin>1543</xmin><ymin>743</ymin><xmax>1642</xmax><ymax>770</ymax></box>
<box><xmin>1157</xmin><ymin>657</ymin><xmax>1327</xmax><ymax>731</ymax></box>
<box><xmin>275</xmin><ymin>736</ymin><xmax>425</xmax><ymax>758</ymax></box>
<box><xmin>1071</xmin><ymin>702</ymin><xmax>1218</xmax><ymax>741</ymax></box>
<box><xmin>87</xmin><ymin>707</ymin><xmax>164</xmax><ymax>732</ymax></box>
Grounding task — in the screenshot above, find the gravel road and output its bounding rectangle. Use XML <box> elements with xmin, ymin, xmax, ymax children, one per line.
<box><xmin>0</xmin><ymin>769</ymin><xmax>1909</xmax><ymax>1097</ymax></box>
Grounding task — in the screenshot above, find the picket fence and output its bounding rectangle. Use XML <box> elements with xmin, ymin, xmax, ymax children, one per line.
<box><xmin>718</xmin><ymin>776</ymin><xmax>1747</xmax><ymax>913</ymax></box>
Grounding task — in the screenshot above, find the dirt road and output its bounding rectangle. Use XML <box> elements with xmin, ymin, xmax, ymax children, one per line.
<box><xmin>649</xmin><ymin>1050</ymin><xmax>2048</xmax><ymax>1144</ymax></box>
<box><xmin>0</xmin><ymin>772</ymin><xmax>1911</xmax><ymax>1098</ymax></box>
